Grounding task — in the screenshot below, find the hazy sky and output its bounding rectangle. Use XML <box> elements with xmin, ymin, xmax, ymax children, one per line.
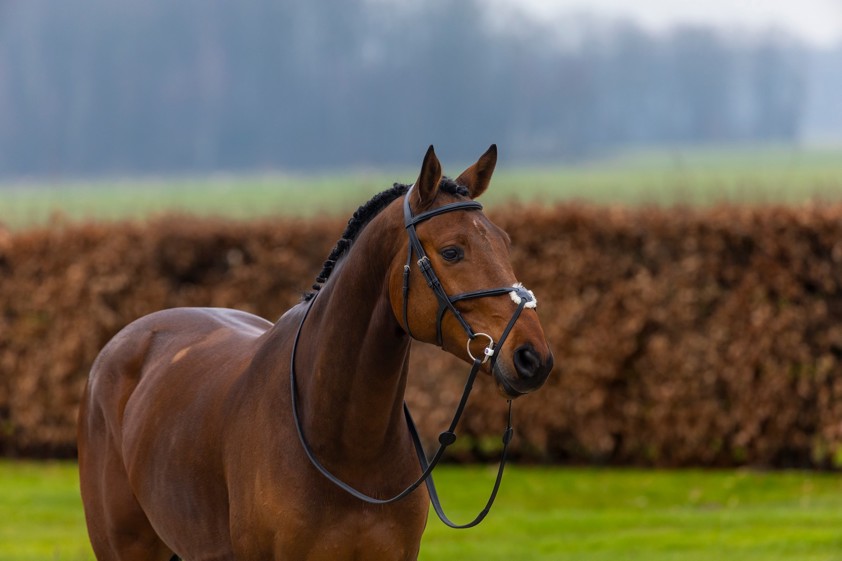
<box><xmin>505</xmin><ymin>0</ymin><xmax>842</xmax><ymax>46</ymax></box>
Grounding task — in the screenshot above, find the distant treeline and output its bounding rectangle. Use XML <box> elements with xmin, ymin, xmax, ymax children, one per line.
<box><xmin>0</xmin><ymin>0</ymin><xmax>812</xmax><ymax>176</ymax></box>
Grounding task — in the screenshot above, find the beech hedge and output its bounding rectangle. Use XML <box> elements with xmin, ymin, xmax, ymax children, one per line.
<box><xmin>2</xmin><ymin>203</ymin><xmax>841</xmax><ymax>467</ymax></box>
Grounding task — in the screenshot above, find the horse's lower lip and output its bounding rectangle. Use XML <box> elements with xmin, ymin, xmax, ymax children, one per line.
<box><xmin>492</xmin><ymin>367</ymin><xmax>527</xmax><ymax>399</ymax></box>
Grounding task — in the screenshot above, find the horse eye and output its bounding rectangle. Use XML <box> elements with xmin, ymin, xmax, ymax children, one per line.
<box><xmin>440</xmin><ymin>247</ymin><xmax>464</xmax><ymax>262</ymax></box>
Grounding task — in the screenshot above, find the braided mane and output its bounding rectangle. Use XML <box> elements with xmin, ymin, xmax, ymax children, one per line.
<box><xmin>304</xmin><ymin>178</ymin><xmax>469</xmax><ymax>301</ymax></box>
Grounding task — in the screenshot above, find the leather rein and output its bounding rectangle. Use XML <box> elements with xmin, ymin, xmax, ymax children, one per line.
<box><xmin>289</xmin><ymin>186</ymin><xmax>536</xmax><ymax>528</ymax></box>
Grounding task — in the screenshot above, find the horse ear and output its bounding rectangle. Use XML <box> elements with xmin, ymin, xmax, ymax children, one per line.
<box><xmin>455</xmin><ymin>144</ymin><xmax>497</xmax><ymax>199</ymax></box>
<box><xmin>413</xmin><ymin>145</ymin><xmax>442</xmax><ymax>209</ymax></box>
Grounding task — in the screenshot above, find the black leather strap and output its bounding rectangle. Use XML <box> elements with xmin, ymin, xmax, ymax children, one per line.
<box><xmin>289</xmin><ymin>187</ymin><xmax>535</xmax><ymax>529</ymax></box>
<box><xmin>402</xmin><ymin>188</ymin><xmax>483</xmax><ymax>342</ymax></box>
<box><xmin>290</xmin><ymin>290</ymin><xmax>489</xmax><ymax>506</ymax></box>
<box><xmin>406</xmin><ymin>200</ymin><xmax>483</xmax><ymax>227</ymax></box>
<box><xmin>401</xmin><ymin>188</ymin><xmax>536</xmax><ymax>347</ymax></box>
<box><xmin>406</xmin><ymin>398</ymin><xmax>513</xmax><ymax>528</ymax></box>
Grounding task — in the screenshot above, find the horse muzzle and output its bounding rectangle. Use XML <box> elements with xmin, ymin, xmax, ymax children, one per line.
<box><xmin>493</xmin><ymin>344</ymin><xmax>553</xmax><ymax>398</ymax></box>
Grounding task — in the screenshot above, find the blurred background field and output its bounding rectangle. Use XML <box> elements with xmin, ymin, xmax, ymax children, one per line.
<box><xmin>4</xmin><ymin>462</ymin><xmax>842</xmax><ymax>561</ymax></box>
<box><xmin>4</xmin><ymin>144</ymin><xmax>842</xmax><ymax>230</ymax></box>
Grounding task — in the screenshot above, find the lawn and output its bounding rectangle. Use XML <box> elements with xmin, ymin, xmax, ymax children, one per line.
<box><xmin>2</xmin><ymin>461</ymin><xmax>841</xmax><ymax>561</ymax></box>
<box><xmin>0</xmin><ymin>462</ymin><xmax>91</xmax><ymax>561</ymax></box>
<box><xmin>4</xmin><ymin>144</ymin><xmax>842</xmax><ymax>229</ymax></box>
<box><xmin>423</xmin><ymin>466</ymin><xmax>842</xmax><ymax>561</ymax></box>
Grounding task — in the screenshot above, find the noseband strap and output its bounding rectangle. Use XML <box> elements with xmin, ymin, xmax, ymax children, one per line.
<box><xmin>290</xmin><ymin>186</ymin><xmax>536</xmax><ymax>529</ymax></box>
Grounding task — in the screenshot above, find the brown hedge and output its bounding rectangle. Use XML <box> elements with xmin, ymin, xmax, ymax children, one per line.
<box><xmin>1</xmin><ymin>204</ymin><xmax>841</xmax><ymax>467</ymax></box>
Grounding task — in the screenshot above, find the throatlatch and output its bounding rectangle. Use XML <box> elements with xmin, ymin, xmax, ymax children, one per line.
<box><xmin>289</xmin><ymin>185</ymin><xmax>538</xmax><ymax>529</ymax></box>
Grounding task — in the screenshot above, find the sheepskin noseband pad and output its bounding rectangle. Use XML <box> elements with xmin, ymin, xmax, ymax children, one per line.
<box><xmin>509</xmin><ymin>283</ymin><xmax>537</xmax><ymax>308</ymax></box>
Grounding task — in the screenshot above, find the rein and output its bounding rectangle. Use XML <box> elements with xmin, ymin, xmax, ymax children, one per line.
<box><xmin>289</xmin><ymin>186</ymin><xmax>535</xmax><ymax>528</ymax></box>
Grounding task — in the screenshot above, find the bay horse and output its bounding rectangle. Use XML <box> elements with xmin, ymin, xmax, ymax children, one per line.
<box><xmin>78</xmin><ymin>145</ymin><xmax>553</xmax><ymax>561</ymax></box>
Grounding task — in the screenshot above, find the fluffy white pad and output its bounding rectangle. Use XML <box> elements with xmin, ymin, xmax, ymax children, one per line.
<box><xmin>509</xmin><ymin>283</ymin><xmax>537</xmax><ymax>308</ymax></box>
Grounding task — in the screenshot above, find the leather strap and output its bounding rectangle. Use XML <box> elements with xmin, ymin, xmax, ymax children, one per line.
<box><xmin>406</xmin><ymin>200</ymin><xmax>483</xmax><ymax>227</ymax></box>
<box><xmin>290</xmin><ymin>290</ymin><xmax>490</xmax><ymax>506</ymax></box>
<box><xmin>290</xmin><ymin>187</ymin><xmax>535</xmax><ymax>528</ymax></box>
<box><xmin>406</xmin><ymin>398</ymin><xmax>513</xmax><ymax>528</ymax></box>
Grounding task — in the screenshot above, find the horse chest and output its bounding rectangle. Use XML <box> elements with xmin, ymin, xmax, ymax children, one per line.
<box><xmin>228</xmin><ymin>466</ymin><xmax>428</xmax><ymax>561</ymax></box>
<box><xmin>278</xmin><ymin>505</ymin><xmax>427</xmax><ymax>561</ymax></box>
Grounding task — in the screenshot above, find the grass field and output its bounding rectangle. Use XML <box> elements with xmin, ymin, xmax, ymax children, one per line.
<box><xmin>3</xmin><ymin>461</ymin><xmax>841</xmax><ymax>561</ymax></box>
<box><xmin>3</xmin><ymin>145</ymin><xmax>842</xmax><ymax>229</ymax></box>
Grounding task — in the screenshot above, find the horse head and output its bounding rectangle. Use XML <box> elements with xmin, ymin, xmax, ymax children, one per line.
<box><xmin>389</xmin><ymin>145</ymin><xmax>554</xmax><ymax>398</ymax></box>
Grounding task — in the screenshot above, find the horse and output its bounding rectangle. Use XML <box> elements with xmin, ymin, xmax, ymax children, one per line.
<box><xmin>77</xmin><ymin>145</ymin><xmax>554</xmax><ymax>561</ymax></box>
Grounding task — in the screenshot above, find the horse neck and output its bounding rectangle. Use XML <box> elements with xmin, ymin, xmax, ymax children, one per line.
<box><xmin>294</xmin><ymin>209</ymin><xmax>411</xmax><ymax>465</ymax></box>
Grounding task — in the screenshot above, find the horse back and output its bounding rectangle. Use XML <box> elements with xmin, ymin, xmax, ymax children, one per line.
<box><xmin>86</xmin><ymin>308</ymin><xmax>267</xmax><ymax>409</ymax></box>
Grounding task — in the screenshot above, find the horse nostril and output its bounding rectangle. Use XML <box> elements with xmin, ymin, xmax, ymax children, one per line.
<box><xmin>513</xmin><ymin>344</ymin><xmax>542</xmax><ymax>379</ymax></box>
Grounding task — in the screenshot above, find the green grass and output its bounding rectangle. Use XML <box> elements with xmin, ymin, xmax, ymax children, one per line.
<box><xmin>422</xmin><ymin>466</ymin><xmax>842</xmax><ymax>561</ymax></box>
<box><xmin>491</xmin><ymin>144</ymin><xmax>842</xmax><ymax>208</ymax></box>
<box><xmin>3</xmin><ymin>144</ymin><xmax>842</xmax><ymax>229</ymax></box>
<box><xmin>0</xmin><ymin>462</ymin><xmax>91</xmax><ymax>561</ymax></box>
<box><xmin>3</xmin><ymin>461</ymin><xmax>842</xmax><ymax>561</ymax></box>
<box><xmin>0</xmin><ymin>173</ymin><xmax>391</xmax><ymax>229</ymax></box>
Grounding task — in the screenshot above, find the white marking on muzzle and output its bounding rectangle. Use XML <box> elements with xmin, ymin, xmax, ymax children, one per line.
<box><xmin>510</xmin><ymin>283</ymin><xmax>537</xmax><ymax>308</ymax></box>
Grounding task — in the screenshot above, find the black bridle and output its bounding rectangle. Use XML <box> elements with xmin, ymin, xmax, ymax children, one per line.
<box><xmin>401</xmin><ymin>186</ymin><xmax>536</xmax><ymax>362</ymax></box>
<box><xmin>290</xmin><ymin>186</ymin><xmax>536</xmax><ymax>528</ymax></box>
